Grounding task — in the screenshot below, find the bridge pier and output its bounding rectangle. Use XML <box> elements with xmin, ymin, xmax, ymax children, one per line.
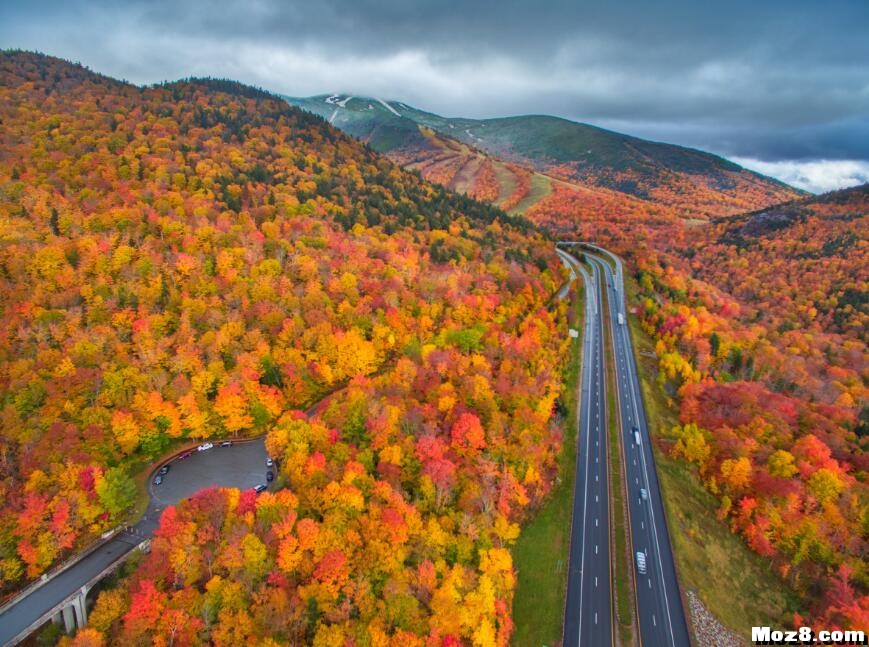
<box><xmin>61</xmin><ymin>605</ymin><xmax>75</xmax><ymax>633</ymax></box>
<box><xmin>58</xmin><ymin>585</ymin><xmax>89</xmax><ymax>634</ymax></box>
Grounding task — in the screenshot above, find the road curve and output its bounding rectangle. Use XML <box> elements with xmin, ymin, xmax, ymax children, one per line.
<box><xmin>0</xmin><ymin>440</ymin><xmax>269</xmax><ymax>646</ymax></box>
<box><xmin>586</xmin><ymin>250</ymin><xmax>691</xmax><ymax>647</ymax></box>
<box><xmin>558</xmin><ymin>249</ymin><xmax>614</xmax><ymax>647</ymax></box>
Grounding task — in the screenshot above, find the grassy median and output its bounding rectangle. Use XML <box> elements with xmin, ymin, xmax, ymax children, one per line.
<box><xmin>623</xmin><ymin>275</ymin><xmax>799</xmax><ymax>639</ymax></box>
<box><xmin>512</xmin><ymin>278</ymin><xmax>583</xmax><ymax>647</ymax></box>
<box><xmin>599</xmin><ymin>282</ymin><xmax>635</xmax><ymax>646</ymax></box>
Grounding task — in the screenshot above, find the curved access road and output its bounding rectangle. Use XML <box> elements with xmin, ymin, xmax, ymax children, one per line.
<box><xmin>0</xmin><ymin>440</ymin><xmax>270</xmax><ymax>646</ymax></box>
<box><xmin>586</xmin><ymin>249</ymin><xmax>691</xmax><ymax>647</ymax></box>
<box><xmin>557</xmin><ymin>248</ymin><xmax>614</xmax><ymax>647</ymax></box>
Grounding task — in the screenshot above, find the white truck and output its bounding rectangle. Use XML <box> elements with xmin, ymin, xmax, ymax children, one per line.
<box><xmin>617</xmin><ymin>312</ymin><xmax>625</xmax><ymax>325</ymax></box>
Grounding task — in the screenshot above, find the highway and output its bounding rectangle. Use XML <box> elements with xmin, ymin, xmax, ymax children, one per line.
<box><xmin>585</xmin><ymin>249</ymin><xmax>692</xmax><ymax>647</ymax></box>
<box><xmin>0</xmin><ymin>440</ymin><xmax>269</xmax><ymax>646</ymax></box>
<box><xmin>557</xmin><ymin>249</ymin><xmax>613</xmax><ymax>647</ymax></box>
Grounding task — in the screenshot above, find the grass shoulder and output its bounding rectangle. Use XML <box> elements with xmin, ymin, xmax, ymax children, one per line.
<box><xmin>512</xmin><ymin>279</ymin><xmax>583</xmax><ymax>646</ymax></box>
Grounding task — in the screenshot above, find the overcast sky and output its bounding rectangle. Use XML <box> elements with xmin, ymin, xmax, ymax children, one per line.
<box><xmin>3</xmin><ymin>0</ymin><xmax>868</xmax><ymax>192</ymax></box>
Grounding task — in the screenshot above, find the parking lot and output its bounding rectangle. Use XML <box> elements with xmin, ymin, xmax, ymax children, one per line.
<box><xmin>148</xmin><ymin>439</ymin><xmax>271</xmax><ymax>507</ymax></box>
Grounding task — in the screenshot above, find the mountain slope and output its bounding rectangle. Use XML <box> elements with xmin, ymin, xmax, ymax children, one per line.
<box><xmin>688</xmin><ymin>183</ymin><xmax>869</xmax><ymax>341</ymax></box>
<box><xmin>286</xmin><ymin>94</ymin><xmax>804</xmax><ymax>218</ymax></box>
<box><xmin>0</xmin><ymin>51</ymin><xmax>568</xmax><ymax>645</ymax></box>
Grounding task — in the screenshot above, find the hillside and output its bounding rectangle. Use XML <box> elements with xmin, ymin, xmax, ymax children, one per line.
<box><xmin>688</xmin><ymin>184</ymin><xmax>868</xmax><ymax>342</ymax></box>
<box><xmin>0</xmin><ymin>51</ymin><xmax>568</xmax><ymax>644</ymax></box>
<box><xmin>286</xmin><ymin>94</ymin><xmax>804</xmax><ymax>218</ymax></box>
<box><xmin>624</xmin><ymin>184</ymin><xmax>868</xmax><ymax>631</ymax></box>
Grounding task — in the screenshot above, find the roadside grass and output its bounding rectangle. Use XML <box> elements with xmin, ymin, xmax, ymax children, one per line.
<box><xmin>599</xmin><ymin>281</ymin><xmax>635</xmax><ymax>646</ymax></box>
<box><xmin>623</xmin><ymin>275</ymin><xmax>799</xmax><ymax>639</ymax></box>
<box><xmin>508</xmin><ymin>173</ymin><xmax>552</xmax><ymax>215</ymax></box>
<box><xmin>512</xmin><ymin>280</ymin><xmax>583</xmax><ymax>647</ymax></box>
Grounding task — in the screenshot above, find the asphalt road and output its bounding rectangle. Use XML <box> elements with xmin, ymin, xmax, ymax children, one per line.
<box><xmin>558</xmin><ymin>249</ymin><xmax>613</xmax><ymax>647</ymax></box>
<box><xmin>587</xmin><ymin>251</ymin><xmax>692</xmax><ymax>647</ymax></box>
<box><xmin>0</xmin><ymin>439</ymin><xmax>269</xmax><ymax>646</ymax></box>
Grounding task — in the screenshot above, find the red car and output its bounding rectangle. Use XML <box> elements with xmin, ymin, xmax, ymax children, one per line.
<box><xmin>177</xmin><ymin>450</ymin><xmax>194</xmax><ymax>460</ymax></box>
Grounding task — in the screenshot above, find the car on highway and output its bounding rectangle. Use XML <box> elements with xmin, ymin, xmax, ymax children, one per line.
<box><xmin>266</xmin><ymin>470</ymin><xmax>274</xmax><ymax>482</ymax></box>
<box><xmin>266</xmin><ymin>457</ymin><xmax>274</xmax><ymax>467</ymax></box>
<box><xmin>158</xmin><ymin>465</ymin><xmax>170</xmax><ymax>476</ymax></box>
<box><xmin>153</xmin><ymin>474</ymin><xmax>163</xmax><ymax>486</ymax></box>
<box><xmin>220</xmin><ymin>440</ymin><xmax>232</xmax><ymax>447</ymax></box>
<box><xmin>254</xmin><ymin>484</ymin><xmax>268</xmax><ymax>493</ymax></box>
<box><xmin>633</xmin><ymin>426</ymin><xmax>641</xmax><ymax>445</ymax></box>
<box><xmin>197</xmin><ymin>442</ymin><xmax>214</xmax><ymax>451</ymax></box>
<box><xmin>640</xmin><ymin>488</ymin><xmax>648</xmax><ymax>501</ymax></box>
<box><xmin>636</xmin><ymin>551</ymin><xmax>647</xmax><ymax>575</ymax></box>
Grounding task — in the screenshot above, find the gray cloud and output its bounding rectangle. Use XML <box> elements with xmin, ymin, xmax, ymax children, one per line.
<box><xmin>2</xmin><ymin>0</ymin><xmax>868</xmax><ymax>177</ymax></box>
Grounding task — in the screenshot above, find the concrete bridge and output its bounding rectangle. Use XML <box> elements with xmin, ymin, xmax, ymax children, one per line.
<box><xmin>49</xmin><ymin>537</ymin><xmax>150</xmax><ymax>636</ymax></box>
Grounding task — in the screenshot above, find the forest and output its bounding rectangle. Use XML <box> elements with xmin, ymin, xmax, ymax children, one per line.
<box><xmin>0</xmin><ymin>51</ymin><xmax>568</xmax><ymax>645</ymax></box>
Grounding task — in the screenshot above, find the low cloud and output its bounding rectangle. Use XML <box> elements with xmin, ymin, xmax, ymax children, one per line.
<box><xmin>731</xmin><ymin>158</ymin><xmax>869</xmax><ymax>194</ymax></box>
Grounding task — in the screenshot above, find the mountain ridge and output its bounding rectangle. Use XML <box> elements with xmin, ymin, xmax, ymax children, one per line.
<box><xmin>285</xmin><ymin>93</ymin><xmax>805</xmax><ymax>218</ymax></box>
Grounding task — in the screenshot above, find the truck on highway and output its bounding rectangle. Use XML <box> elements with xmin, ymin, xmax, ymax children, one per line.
<box><xmin>617</xmin><ymin>312</ymin><xmax>625</xmax><ymax>325</ymax></box>
<box><xmin>636</xmin><ymin>551</ymin><xmax>647</xmax><ymax>575</ymax></box>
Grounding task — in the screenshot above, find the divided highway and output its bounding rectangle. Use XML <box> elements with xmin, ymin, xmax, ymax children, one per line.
<box><xmin>586</xmin><ymin>250</ymin><xmax>691</xmax><ymax>647</ymax></box>
<box><xmin>557</xmin><ymin>249</ymin><xmax>613</xmax><ymax>647</ymax></box>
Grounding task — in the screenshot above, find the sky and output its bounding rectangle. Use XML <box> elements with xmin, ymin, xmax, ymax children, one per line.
<box><xmin>2</xmin><ymin>0</ymin><xmax>868</xmax><ymax>193</ymax></box>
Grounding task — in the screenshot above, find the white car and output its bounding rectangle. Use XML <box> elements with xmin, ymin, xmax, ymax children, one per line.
<box><xmin>640</xmin><ymin>488</ymin><xmax>648</xmax><ymax>501</ymax></box>
<box><xmin>266</xmin><ymin>457</ymin><xmax>274</xmax><ymax>467</ymax></box>
<box><xmin>197</xmin><ymin>442</ymin><xmax>214</xmax><ymax>452</ymax></box>
<box><xmin>636</xmin><ymin>551</ymin><xmax>647</xmax><ymax>575</ymax></box>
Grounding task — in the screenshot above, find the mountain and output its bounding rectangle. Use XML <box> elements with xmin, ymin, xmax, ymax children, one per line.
<box><xmin>286</xmin><ymin>94</ymin><xmax>805</xmax><ymax>218</ymax></box>
<box><xmin>0</xmin><ymin>51</ymin><xmax>567</xmax><ymax>645</ymax></box>
<box><xmin>687</xmin><ymin>183</ymin><xmax>869</xmax><ymax>341</ymax></box>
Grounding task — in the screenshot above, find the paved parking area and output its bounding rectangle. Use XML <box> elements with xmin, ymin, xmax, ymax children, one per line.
<box><xmin>148</xmin><ymin>440</ymin><xmax>270</xmax><ymax>508</ymax></box>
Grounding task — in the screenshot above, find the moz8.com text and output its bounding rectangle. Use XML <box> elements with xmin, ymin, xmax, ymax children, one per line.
<box><xmin>753</xmin><ymin>627</ymin><xmax>866</xmax><ymax>645</ymax></box>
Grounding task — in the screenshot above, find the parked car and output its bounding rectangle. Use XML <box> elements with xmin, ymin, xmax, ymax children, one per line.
<box><xmin>254</xmin><ymin>484</ymin><xmax>268</xmax><ymax>493</ymax></box>
<box><xmin>197</xmin><ymin>442</ymin><xmax>214</xmax><ymax>452</ymax></box>
<box><xmin>159</xmin><ymin>465</ymin><xmax>170</xmax><ymax>476</ymax></box>
<box><xmin>640</xmin><ymin>488</ymin><xmax>648</xmax><ymax>501</ymax></box>
<box><xmin>220</xmin><ymin>440</ymin><xmax>232</xmax><ymax>447</ymax></box>
<box><xmin>266</xmin><ymin>457</ymin><xmax>274</xmax><ymax>467</ymax></box>
<box><xmin>153</xmin><ymin>474</ymin><xmax>163</xmax><ymax>486</ymax></box>
<box><xmin>266</xmin><ymin>470</ymin><xmax>274</xmax><ymax>482</ymax></box>
<box><xmin>177</xmin><ymin>451</ymin><xmax>193</xmax><ymax>460</ymax></box>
